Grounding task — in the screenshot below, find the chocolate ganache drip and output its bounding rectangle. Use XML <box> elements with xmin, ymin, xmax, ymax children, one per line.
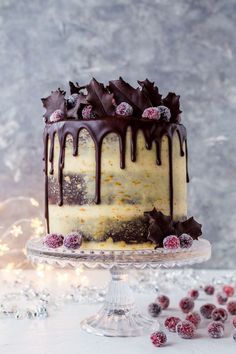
<box><xmin>42</xmin><ymin>78</ymin><xmax>188</xmax><ymax>233</ymax></box>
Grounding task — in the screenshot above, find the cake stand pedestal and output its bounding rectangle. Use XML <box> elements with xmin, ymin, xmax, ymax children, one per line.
<box><xmin>27</xmin><ymin>238</ymin><xmax>211</xmax><ymax>337</ymax></box>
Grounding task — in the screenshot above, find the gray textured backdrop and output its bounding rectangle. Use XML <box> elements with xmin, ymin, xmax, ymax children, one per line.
<box><xmin>0</xmin><ymin>0</ymin><xmax>235</xmax><ymax>268</ymax></box>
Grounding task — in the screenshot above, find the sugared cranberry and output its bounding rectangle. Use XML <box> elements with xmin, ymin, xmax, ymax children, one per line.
<box><xmin>156</xmin><ymin>295</ymin><xmax>170</xmax><ymax>310</ymax></box>
<box><xmin>208</xmin><ymin>321</ymin><xmax>224</xmax><ymax>338</ymax></box>
<box><xmin>223</xmin><ymin>285</ymin><xmax>235</xmax><ymax>297</ymax></box>
<box><xmin>64</xmin><ymin>232</ymin><xmax>82</xmax><ymax>250</ymax></box>
<box><xmin>188</xmin><ymin>289</ymin><xmax>199</xmax><ymax>300</ymax></box>
<box><xmin>227</xmin><ymin>301</ymin><xmax>236</xmax><ymax>315</ymax></box>
<box><xmin>164</xmin><ymin>316</ymin><xmax>181</xmax><ymax>332</ymax></box>
<box><xmin>49</xmin><ymin>109</ymin><xmax>64</xmax><ymax>123</ymax></box>
<box><xmin>148</xmin><ymin>303</ymin><xmax>162</xmax><ymax>317</ymax></box>
<box><xmin>44</xmin><ymin>233</ymin><xmax>64</xmax><ymax>248</ymax></box>
<box><xmin>176</xmin><ymin>320</ymin><xmax>196</xmax><ymax>339</ymax></box>
<box><xmin>142</xmin><ymin>107</ymin><xmax>160</xmax><ymax>120</ymax></box>
<box><xmin>163</xmin><ymin>235</ymin><xmax>180</xmax><ymax>250</ymax></box>
<box><xmin>200</xmin><ymin>303</ymin><xmax>216</xmax><ymax>319</ymax></box>
<box><xmin>156</xmin><ymin>105</ymin><xmax>171</xmax><ymax>121</ymax></box>
<box><xmin>233</xmin><ymin>317</ymin><xmax>236</xmax><ymax>328</ymax></box>
<box><xmin>115</xmin><ymin>102</ymin><xmax>133</xmax><ymax>116</ymax></box>
<box><xmin>150</xmin><ymin>331</ymin><xmax>167</xmax><ymax>347</ymax></box>
<box><xmin>179</xmin><ymin>234</ymin><xmax>193</xmax><ymax>249</ymax></box>
<box><xmin>216</xmin><ymin>292</ymin><xmax>228</xmax><ymax>305</ymax></box>
<box><xmin>204</xmin><ymin>285</ymin><xmax>215</xmax><ymax>295</ymax></box>
<box><xmin>212</xmin><ymin>308</ymin><xmax>228</xmax><ymax>322</ymax></box>
<box><xmin>186</xmin><ymin>311</ymin><xmax>201</xmax><ymax>328</ymax></box>
<box><xmin>82</xmin><ymin>105</ymin><xmax>96</xmax><ymax>119</ymax></box>
<box><xmin>179</xmin><ymin>297</ymin><xmax>194</xmax><ymax>313</ymax></box>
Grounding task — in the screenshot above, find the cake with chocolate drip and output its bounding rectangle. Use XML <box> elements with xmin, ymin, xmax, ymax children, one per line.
<box><xmin>42</xmin><ymin>77</ymin><xmax>202</xmax><ymax>250</ymax></box>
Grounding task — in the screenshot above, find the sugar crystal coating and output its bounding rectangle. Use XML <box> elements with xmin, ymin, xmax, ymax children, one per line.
<box><xmin>163</xmin><ymin>235</ymin><xmax>180</xmax><ymax>250</ymax></box>
<box><xmin>49</xmin><ymin>109</ymin><xmax>64</xmax><ymax>123</ymax></box>
<box><xmin>179</xmin><ymin>297</ymin><xmax>195</xmax><ymax>313</ymax></box>
<box><xmin>150</xmin><ymin>331</ymin><xmax>167</xmax><ymax>347</ymax></box>
<box><xmin>176</xmin><ymin>320</ymin><xmax>196</xmax><ymax>339</ymax></box>
<box><xmin>227</xmin><ymin>300</ymin><xmax>236</xmax><ymax>315</ymax></box>
<box><xmin>44</xmin><ymin>233</ymin><xmax>64</xmax><ymax>248</ymax></box>
<box><xmin>186</xmin><ymin>311</ymin><xmax>201</xmax><ymax>328</ymax></box>
<box><xmin>211</xmin><ymin>308</ymin><xmax>228</xmax><ymax>322</ymax></box>
<box><xmin>142</xmin><ymin>107</ymin><xmax>160</xmax><ymax>120</ymax></box>
<box><xmin>208</xmin><ymin>321</ymin><xmax>224</xmax><ymax>338</ymax></box>
<box><xmin>204</xmin><ymin>285</ymin><xmax>215</xmax><ymax>295</ymax></box>
<box><xmin>82</xmin><ymin>105</ymin><xmax>96</xmax><ymax>119</ymax></box>
<box><xmin>200</xmin><ymin>303</ymin><xmax>216</xmax><ymax>319</ymax></box>
<box><xmin>156</xmin><ymin>294</ymin><xmax>170</xmax><ymax>310</ymax></box>
<box><xmin>156</xmin><ymin>105</ymin><xmax>171</xmax><ymax>121</ymax></box>
<box><xmin>148</xmin><ymin>303</ymin><xmax>162</xmax><ymax>317</ymax></box>
<box><xmin>64</xmin><ymin>232</ymin><xmax>83</xmax><ymax>250</ymax></box>
<box><xmin>179</xmin><ymin>233</ymin><xmax>193</xmax><ymax>249</ymax></box>
<box><xmin>164</xmin><ymin>316</ymin><xmax>181</xmax><ymax>332</ymax></box>
<box><xmin>188</xmin><ymin>289</ymin><xmax>199</xmax><ymax>300</ymax></box>
<box><xmin>216</xmin><ymin>292</ymin><xmax>228</xmax><ymax>305</ymax></box>
<box><xmin>115</xmin><ymin>102</ymin><xmax>133</xmax><ymax>116</ymax></box>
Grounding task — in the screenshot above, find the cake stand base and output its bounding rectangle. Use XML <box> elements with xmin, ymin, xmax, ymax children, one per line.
<box><xmin>27</xmin><ymin>238</ymin><xmax>211</xmax><ymax>337</ymax></box>
<box><xmin>81</xmin><ymin>266</ymin><xmax>156</xmax><ymax>337</ymax></box>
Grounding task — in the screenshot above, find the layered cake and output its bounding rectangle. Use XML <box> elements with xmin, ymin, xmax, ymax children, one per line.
<box><xmin>42</xmin><ymin>77</ymin><xmax>202</xmax><ymax>250</ymax></box>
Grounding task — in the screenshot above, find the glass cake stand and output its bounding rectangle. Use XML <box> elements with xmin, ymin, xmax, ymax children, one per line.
<box><xmin>26</xmin><ymin>238</ymin><xmax>211</xmax><ymax>337</ymax></box>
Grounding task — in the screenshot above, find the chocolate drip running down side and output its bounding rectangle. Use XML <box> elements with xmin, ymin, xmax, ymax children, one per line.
<box><xmin>43</xmin><ymin>118</ymin><xmax>188</xmax><ymax>232</ymax></box>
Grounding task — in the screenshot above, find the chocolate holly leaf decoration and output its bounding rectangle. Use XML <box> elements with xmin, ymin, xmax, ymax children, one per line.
<box><xmin>41</xmin><ymin>89</ymin><xmax>66</xmax><ymax>122</ymax></box>
<box><xmin>86</xmin><ymin>78</ymin><xmax>115</xmax><ymax>116</ymax></box>
<box><xmin>162</xmin><ymin>92</ymin><xmax>182</xmax><ymax>123</ymax></box>
<box><xmin>108</xmin><ymin>77</ymin><xmax>152</xmax><ymax>116</ymax></box>
<box><xmin>138</xmin><ymin>79</ymin><xmax>162</xmax><ymax>106</ymax></box>
<box><xmin>144</xmin><ymin>208</ymin><xmax>175</xmax><ymax>247</ymax></box>
<box><xmin>174</xmin><ymin>217</ymin><xmax>202</xmax><ymax>240</ymax></box>
<box><xmin>69</xmin><ymin>81</ymin><xmax>86</xmax><ymax>95</ymax></box>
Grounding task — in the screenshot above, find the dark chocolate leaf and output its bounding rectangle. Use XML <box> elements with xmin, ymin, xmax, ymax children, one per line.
<box><xmin>174</xmin><ymin>217</ymin><xmax>202</xmax><ymax>240</ymax></box>
<box><xmin>41</xmin><ymin>89</ymin><xmax>66</xmax><ymax>122</ymax></box>
<box><xmin>108</xmin><ymin>77</ymin><xmax>152</xmax><ymax>116</ymax></box>
<box><xmin>138</xmin><ymin>79</ymin><xmax>162</xmax><ymax>106</ymax></box>
<box><xmin>86</xmin><ymin>78</ymin><xmax>115</xmax><ymax>116</ymax></box>
<box><xmin>144</xmin><ymin>208</ymin><xmax>175</xmax><ymax>246</ymax></box>
<box><xmin>162</xmin><ymin>92</ymin><xmax>182</xmax><ymax>123</ymax></box>
<box><xmin>69</xmin><ymin>81</ymin><xmax>86</xmax><ymax>95</ymax></box>
<box><xmin>67</xmin><ymin>93</ymin><xmax>88</xmax><ymax>119</ymax></box>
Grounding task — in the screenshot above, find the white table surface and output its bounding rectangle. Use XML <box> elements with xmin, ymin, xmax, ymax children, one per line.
<box><xmin>0</xmin><ymin>269</ymin><xmax>235</xmax><ymax>354</ymax></box>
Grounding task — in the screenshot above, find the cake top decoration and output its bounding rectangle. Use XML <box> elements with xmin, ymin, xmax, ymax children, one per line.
<box><xmin>41</xmin><ymin>77</ymin><xmax>182</xmax><ymax>123</ymax></box>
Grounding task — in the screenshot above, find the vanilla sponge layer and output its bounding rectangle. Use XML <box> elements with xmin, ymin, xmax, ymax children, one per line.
<box><xmin>47</xmin><ymin>129</ymin><xmax>187</xmax><ymax>244</ymax></box>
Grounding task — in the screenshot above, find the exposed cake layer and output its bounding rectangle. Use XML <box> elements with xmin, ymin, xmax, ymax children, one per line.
<box><xmin>44</xmin><ymin>119</ymin><xmax>188</xmax><ymax>247</ymax></box>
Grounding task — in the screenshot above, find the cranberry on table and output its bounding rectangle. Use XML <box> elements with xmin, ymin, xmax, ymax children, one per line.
<box><xmin>188</xmin><ymin>289</ymin><xmax>199</xmax><ymax>300</ymax></box>
<box><xmin>232</xmin><ymin>317</ymin><xmax>236</xmax><ymax>328</ymax></box>
<box><xmin>164</xmin><ymin>316</ymin><xmax>181</xmax><ymax>332</ymax></box>
<box><xmin>207</xmin><ymin>321</ymin><xmax>224</xmax><ymax>338</ymax></box>
<box><xmin>176</xmin><ymin>320</ymin><xmax>196</xmax><ymax>339</ymax></box>
<box><xmin>211</xmin><ymin>308</ymin><xmax>228</xmax><ymax>322</ymax></box>
<box><xmin>204</xmin><ymin>285</ymin><xmax>215</xmax><ymax>295</ymax></box>
<box><xmin>150</xmin><ymin>331</ymin><xmax>167</xmax><ymax>347</ymax></box>
<box><xmin>200</xmin><ymin>303</ymin><xmax>216</xmax><ymax>319</ymax></box>
<box><xmin>216</xmin><ymin>292</ymin><xmax>228</xmax><ymax>305</ymax></box>
<box><xmin>179</xmin><ymin>297</ymin><xmax>194</xmax><ymax>313</ymax></box>
<box><xmin>156</xmin><ymin>294</ymin><xmax>170</xmax><ymax>310</ymax></box>
<box><xmin>186</xmin><ymin>311</ymin><xmax>201</xmax><ymax>328</ymax></box>
<box><xmin>223</xmin><ymin>285</ymin><xmax>235</xmax><ymax>297</ymax></box>
<box><xmin>227</xmin><ymin>300</ymin><xmax>236</xmax><ymax>315</ymax></box>
<box><xmin>148</xmin><ymin>303</ymin><xmax>162</xmax><ymax>317</ymax></box>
